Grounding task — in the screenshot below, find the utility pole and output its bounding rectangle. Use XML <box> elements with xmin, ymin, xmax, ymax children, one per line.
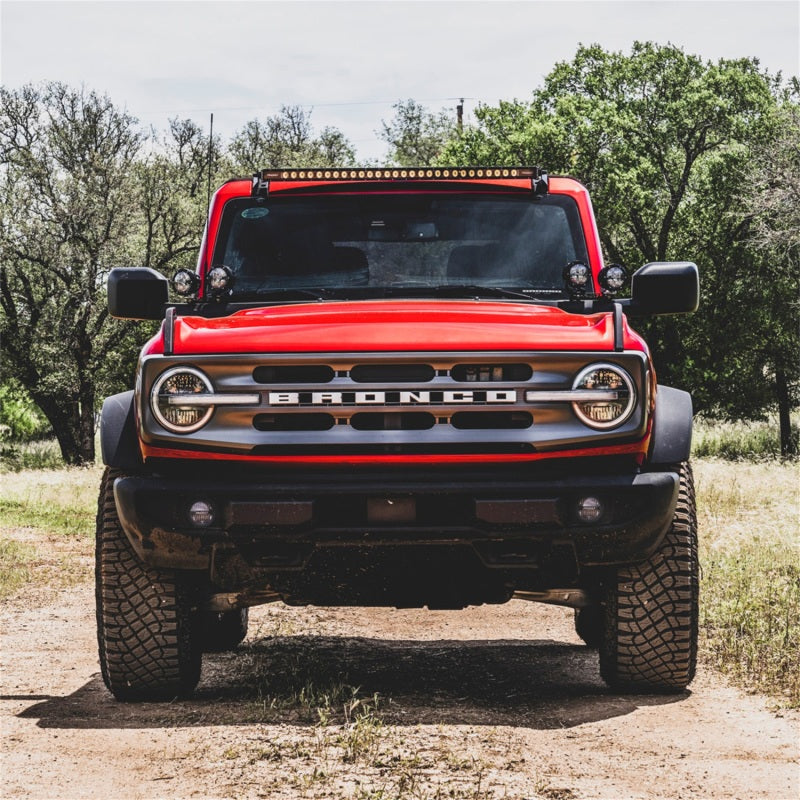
<box><xmin>206</xmin><ymin>112</ymin><xmax>214</xmax><ymax>219</ymax></box>
<box><xmin>456</xmin><ymin>98</ymin><xmax>464</xmax><ymax>134</ymax></box>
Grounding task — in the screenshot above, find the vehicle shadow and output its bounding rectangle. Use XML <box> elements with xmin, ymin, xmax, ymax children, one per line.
<box><xmin>14</xmin><ymin>634</ymin><xmax>688</xmax><ymax>730</ymax></box>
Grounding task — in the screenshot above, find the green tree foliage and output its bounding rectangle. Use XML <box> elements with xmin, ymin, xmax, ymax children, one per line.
<box><xmin>379</xmin><ymin>99</ymin><xmax>458</xmax><ymax>166</ymax></box>
<box><xmin>444</xmin><ymin>43</ymin><xmax>797</xmax><ymax>444</ymax></box>
<box><xmin>135</xmin><ymin>118</ymin><xmax>219</xmax><ymax>272</ymax></box>
<box><xmin>0</xmin><ymin>378</ymin><xmax>50</xmax><ymax>441</ymax></box>
<box><xmin>0</xmin><ymin>83</ymin><xmax>144</xmax><ymax>465</ymax></box>
<box><xmin>226</xmin><ymin>105</ymin><xmax>356</xmax><ymax>173</ymax></box>
<box><xmin>740</xmin><ymin>100</ymin><xmax>800</xmax><ymax>455</ymax></box>
<box><xmin>0</xmin><ymin>88</ymin><xmax>360</xmax><ymax>465</ymax></box>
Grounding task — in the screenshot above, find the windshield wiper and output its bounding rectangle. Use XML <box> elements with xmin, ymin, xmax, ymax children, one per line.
<box><xmin>227</xmin><ymin>287</ymin><xmax>335</xmax><ymax>302</ymax></box>
<box><xmin>428</xmin><ymin>284</ymin><xmax>537</xmax><ymax>301</ymax></box>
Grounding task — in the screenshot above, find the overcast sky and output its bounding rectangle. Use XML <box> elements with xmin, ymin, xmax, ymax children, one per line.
<box><xmin>2</xmin><ymin>0</ymin><xmax>798</xmax><ymax>162</ymax></box>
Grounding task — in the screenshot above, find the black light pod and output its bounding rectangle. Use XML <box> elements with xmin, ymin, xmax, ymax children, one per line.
<box><xmin>563</xmin><ymin>261</ymin><xmax>592</xmax><ymax>298</ymax></box>
<box><xmin>597</xmin><ymin>264</ymin><xmax>629</xmax><ymax>297</ymax></box>
<box><xmin>172</xmin><ymin>269</ymin><xmax>201</xmax><ymax>298</ymax></box>
<box><xmin>205</xmin><ymin>265</ymin><xmax>235</xmax><ymax>298</ymax></box>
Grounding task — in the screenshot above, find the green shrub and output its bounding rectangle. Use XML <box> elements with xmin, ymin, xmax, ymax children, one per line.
<box><xmin>0</xmin><ymin>380</ymin><xmax>52</xmax><ymax>442</ymax></box>
<box><xmin>0</xmin><ymin>439</ymin><xmax>64</xmax><ymax>472</ymax></box>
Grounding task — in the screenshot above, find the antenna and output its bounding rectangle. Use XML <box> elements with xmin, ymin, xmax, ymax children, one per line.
<box><xmin>206</xmin><ymin>112</ymin><xmax>214</xmax><ymax>219</ymax></box>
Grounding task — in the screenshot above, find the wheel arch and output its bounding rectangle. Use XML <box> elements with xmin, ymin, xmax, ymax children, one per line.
<box><xmin>100</xmin><ymin>391</ymin><xmax>143</xmax><ymax>470</ymax></box>
<box><xmin>649</xmin><ymin>385</ymin><xmax>693</xmax><ymax>465</ymax></box>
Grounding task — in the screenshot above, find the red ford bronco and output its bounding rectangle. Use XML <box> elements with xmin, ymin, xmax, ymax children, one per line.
<box><xmin>99</xmin><ymin>167</ymin><xmax>699</xmax><ymax>701</ymax></box>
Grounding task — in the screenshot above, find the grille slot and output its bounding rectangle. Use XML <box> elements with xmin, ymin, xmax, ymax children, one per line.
<box><xmin>451</xmin><ymin>363</ymin><xmax>533</xmax><ymax>382</ymax></box>
<box><xmin>451</xmin><ymin>411</ymin><xmax>533</xmax><ymax>430</ymax></box>
<box><xmin>350</xmin><ymin>412</ymin><xmax>436</xmax><ymax>431</ymax></box>
<box><xmin>254</xmin><ymin>413</ymin><xmax>335</xmax><ymax>432</ymax></box>
<box><xmin>253</xmin><ymin>365</ymin><xmax>334</xmax><ymax>384</ymax></box>
<box><xmin>350</xmin><ymin>364</ymin><xmax>435</xmax><ymax>383</ymax></box>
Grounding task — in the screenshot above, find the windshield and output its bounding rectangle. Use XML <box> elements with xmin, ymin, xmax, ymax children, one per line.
<box><xmin>211</xmin><ymin>193</ymin><xmax>590</xmax><ymax>299</ymax></box>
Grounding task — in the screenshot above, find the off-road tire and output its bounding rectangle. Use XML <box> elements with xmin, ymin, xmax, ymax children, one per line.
<box><xmin>202</xmin><ymin>608</ymin><xmax>249</xmax><ymax>652</ymax></box>
<box><xmin>574</xmin><ymin>605</ymin><xmax>604</xmax><ymax>648</ymax></box>
<box><xmin>95</xmin><ymin>468</ymin><xmax>202</xmax><ymax>701</ymax></box>
<box><xmin>600</xmin><ymin>462</ymin><xmax>698</xmax><ymax>692</ymax></box>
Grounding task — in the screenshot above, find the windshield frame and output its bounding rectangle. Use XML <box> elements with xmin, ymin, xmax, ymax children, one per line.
<box><xmin>207</xmin><ymin>189</ymin><xmax>593</xmax><ymax>302</ymax></box>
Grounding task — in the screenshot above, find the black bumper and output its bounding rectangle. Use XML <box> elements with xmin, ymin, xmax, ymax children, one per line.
<box><xmin>113</xmin><ymin>465</ymin><xmax>678</xmax><ymax>582</ymax></box>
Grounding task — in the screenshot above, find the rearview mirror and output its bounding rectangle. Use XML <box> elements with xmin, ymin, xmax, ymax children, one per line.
<box><xmin>107</xmin><ymin>268</ymin><xmax>168</xmax><ymax>320</ymax></box>
<box><xmin>625</xmin><ymin>262</ymin><xmax>699</xmax><ymax>316</ymax></box>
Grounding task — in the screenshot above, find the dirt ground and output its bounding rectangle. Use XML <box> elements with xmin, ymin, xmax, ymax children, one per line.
<box><xmin>1</xmin><ymin>552</ymin><xmax>798</xmax><ymax>800</ymax></box>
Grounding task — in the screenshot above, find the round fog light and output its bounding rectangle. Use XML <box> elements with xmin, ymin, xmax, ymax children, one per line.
<box><xmin>577</xmin><ymin>496</ymin><xmax>603</xmax><ymax>523</ymax></box>
<box><xmin>189</xmin><ymin>501</ymin><xmax>214</xmax><ymax>527</ymax></box>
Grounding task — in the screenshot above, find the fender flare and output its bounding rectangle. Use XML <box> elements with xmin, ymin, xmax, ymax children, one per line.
<box><xmin>649</xmin><ymin>385</ymin><xmax>693</xmax><ymax>465</ymax></box>
<box><xmin>100</xmin><ymin>390</ymin><xmax>143</xmax><ymax>470</ymax></box>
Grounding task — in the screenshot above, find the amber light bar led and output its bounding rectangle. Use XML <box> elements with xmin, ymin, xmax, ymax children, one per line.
<box><xmin>262</xmin><ymin>166</ymin><xmax>542</xmax><ymax>181</ymax></box>
<box><xmin>252</xmin><ymin>166</ymin><xmax>548</xmax><ymax>197</ymax></box>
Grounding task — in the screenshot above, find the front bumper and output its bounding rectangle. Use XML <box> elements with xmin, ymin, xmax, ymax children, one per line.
<box><xmin>113</xmin><ymin>463</ymin><xmax>678</xmax><ymax>597</ymax></box>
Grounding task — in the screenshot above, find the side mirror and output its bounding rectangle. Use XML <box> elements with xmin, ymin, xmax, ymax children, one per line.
<box><xmin>107</xmin><ymin>268</ymin><xmax>168</xmax><ymax>320</ymax></box>
<box><xmin>625</xmin><ymin>262</ymin><xmax>699</xmax><ymax>316</ymax></box>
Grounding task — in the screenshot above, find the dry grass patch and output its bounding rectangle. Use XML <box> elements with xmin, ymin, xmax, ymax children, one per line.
<box><xmin>695</xmin><ymin>459</ymin><xmax>800</xmax><ymax>706</ymax></box>
<box><xmin>0</xmin><ymin>464</ymin><xmax>101</xmax><ymax>599</ymax></box>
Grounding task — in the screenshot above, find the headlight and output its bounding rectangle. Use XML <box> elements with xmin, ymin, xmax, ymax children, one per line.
<box><xmin>571</xmin><ymin>363</ymin><xmax>635</xmax><ymax>429</ymax></box>
<box><xmin>151</xmin><ymin>367</ymin><xmax>214</xmax><ymax>433</ymax></box>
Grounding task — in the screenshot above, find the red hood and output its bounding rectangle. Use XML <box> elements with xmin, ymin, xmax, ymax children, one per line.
<box><xmin>160</xmin><ymin>300</ymin><xmax>645</xmax><ymax>355</ymax></box>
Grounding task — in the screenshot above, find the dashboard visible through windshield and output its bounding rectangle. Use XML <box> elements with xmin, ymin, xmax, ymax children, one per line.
<box><xmin>211</xmin><ymin>193</ymin><xmax>590</xmax><ymax>299</ymax></box>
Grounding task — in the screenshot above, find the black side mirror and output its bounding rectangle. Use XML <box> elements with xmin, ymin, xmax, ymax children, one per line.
<box><xmin>625</xmin><ymin>262</ymin><xmax>699</xmax><ymax>316</ymax></box>
<box><xmin>107</xmin><ymin>268</ymin><xmax>168</xmax><ymax>320</ymax></box>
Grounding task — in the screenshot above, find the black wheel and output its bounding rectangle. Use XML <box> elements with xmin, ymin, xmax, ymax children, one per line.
<box><xmin>202</xmin><ymin>608</ymin><xmax>249</xmax><ymax>652</ymax></box>
<box><xmin>574</xmin><ymin>605</ymin><xmax>604</xmax><ymax>648</ymax></box>
<box><xmin>600</xmin><ymin>462</ymin><xmax>698</xmax><ymax>692</ymax></box>
<box><xmin>95</xmin><ymin>468</ymin><xmax>202</xmax><ymax>701</ymax></box>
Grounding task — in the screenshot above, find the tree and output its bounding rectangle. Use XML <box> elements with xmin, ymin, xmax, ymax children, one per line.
<box><xmin>443</xmin><ymin>43</ymin><xmax>795</xmax><ymax>438</ymax></box>
<box><xmin>226</xmin><ymin>106</ymin><xmax>356</xmax><ymax>173</ymax></box>
<box><xmin>380</xmin><ymin>99</ymin><xmax>457</xmax><ymax>166</ymax></box>
<box><xmin>739</xmin><ymin>101</ymin><xmax>800</xmax><ymax>454</ymax></box>
<box><xmin>134</xmin><ymin>118</ymin><xmax>218</xmax><ymax>273</ymax></box>
<box><xmin>0</xmin><ymin>83</ymin><xmax>143</xmax><ymax>465</ymax></box>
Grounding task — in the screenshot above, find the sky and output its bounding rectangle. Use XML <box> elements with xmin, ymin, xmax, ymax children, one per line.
<box><xmin>1</xmin><ymin>0</ymin><xmax>798</xmax><ymax>162</ymax></box>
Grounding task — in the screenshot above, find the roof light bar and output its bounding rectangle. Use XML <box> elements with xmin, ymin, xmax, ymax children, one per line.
<box><xmin>251</xmin><ymin>166</ymin><xmax>548</xmax><ymax>195</ymax></box>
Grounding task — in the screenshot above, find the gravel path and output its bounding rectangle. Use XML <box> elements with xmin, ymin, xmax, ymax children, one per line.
<box><xmin>1</xmin><ymin>579</ymin><xmax>798</xmax><ymax>800</ymax></box>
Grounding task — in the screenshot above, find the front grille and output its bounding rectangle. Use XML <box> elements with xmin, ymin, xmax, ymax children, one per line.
<box><xmin>141</xmin><ymin>350</ymin><xmax>649</xmax><ymax>455</ymax></box>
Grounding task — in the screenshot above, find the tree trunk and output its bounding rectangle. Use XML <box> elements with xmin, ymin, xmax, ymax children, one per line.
<box><xmin>78</xmin><ymin>384</ymin><xmax>97</xmax><ymax>464</ymax></box>
<box><xmin>775</xmin><ymin>368</ymin><xmax>796</xmax><ymax>458</ymax></box>
<box><xmin>30</xmin><ymin>393</ymin><xmax>95</xmax><ymax>466</ymax></box>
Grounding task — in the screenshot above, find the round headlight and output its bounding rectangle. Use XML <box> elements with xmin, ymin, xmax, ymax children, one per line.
<box><xmin>571</xmin><ymin>363</ymin><xmax>636</xmax><ymax>429</ymax></box>
<box><xmin>151</xmin><ymin>367</ymin><xmax>214</xmax><ymax>433</ymax></box>
<box><xmin>172</xmin><ymin>269</ymin><xmax>200</xmax><ymax>297</ymax></box>
<box><xmin>563</xmin><ymin>261</ymin><xmax>592</xmax><ymax>297</ymax></box>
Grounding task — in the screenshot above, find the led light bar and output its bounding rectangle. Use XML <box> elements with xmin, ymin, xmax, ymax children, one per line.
<box><xmin>252</xmin><ymin>166</ymin><xmax>549</xmax><ymax>196</ymax></box>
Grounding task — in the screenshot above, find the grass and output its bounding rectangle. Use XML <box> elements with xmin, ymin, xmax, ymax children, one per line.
<box><xmin>694</xmin><ymin>459</ymin><xmax>800</xmax><ymax>706</ymax></box>
<box><xmin>0</xmin><ymin>539</ymin><xmax>36</xmax><ymax>597</ymax></box>
<box><xmin>0</xmin><ymin>464</ymin><xmax>101</xmax><ymax>598</ymax></box>
<box><xmin>692</xmin><ymin>415</ymin><xmax>798</xmax><ymax>461</ymax></box>
<box><xmin>0</xmin><ymin>438</ymin><xmax>65</xmax><ymax>472</ymax></box>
